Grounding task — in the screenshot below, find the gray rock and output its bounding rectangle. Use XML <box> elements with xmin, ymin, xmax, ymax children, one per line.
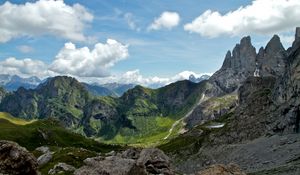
<box><xmin>37</xmin><ymin>152</ymin><xmax>53</xmax><ymax>166</ymax></box>
<box><xmin>137</xmin><ymin>148</ymin><xmax>174</xmax><ymax>175</ymax></box>
<box><xmin>121</xmin><ymin>148</ymin><xmax>140</xmax><ymax>159</ymax></box>
<box><xmin>74</xmin><ymin>156</ymin><xmax>144</xmax><ymax>175</ymax></box>
<box><xmin>0</xmin><ymin>140</ymin><xmax>39</xmax><ymax>175</ymax></box>
<box><xmin>75</xmin><ymin>148</ymin><xmax>174</xmax><ymax>175</ymax></box>
<box><xmin>35</xmin><ymin>146</ymin><xmax>50</xmax><ymax>154</ymax></box>
<box><xmin>48</xmin><ymin>162</ymin><xmax>75</xmax><ymax>174</ymax></box>
<box><xmin>105</xmin><ymin>150</ymin><xmax>116</xmax><ymax>156</ymax></box>
<box><xmin>195</xmin><ymin>164</ymin><xmax>246</xmax><ymax>175</ymax></box>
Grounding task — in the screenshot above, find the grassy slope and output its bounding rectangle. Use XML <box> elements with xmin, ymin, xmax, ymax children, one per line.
<box><xmin>0</xmin><ymin>113</ymin><xmax>122</xmax><ymax>152</ymax></box>
<box><xmin>158</xmin><ymin>113</ymin><xmax>233</xmax><ymax>154</ymax></box>
<box><xmin>99</xmin><ymin>81</ymin><xmax>208</xmax><ymax>146</ymax></box>
<box><xmin>0</xmin><ymin>112</ymin><xmax>36</xmax><ymax>125</ymax></box>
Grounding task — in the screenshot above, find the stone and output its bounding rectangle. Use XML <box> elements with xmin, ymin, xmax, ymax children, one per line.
<box><xmin>136</xmin><ymin>148</ymin><xmax>174</xmax><ymax>175</ymax></box>
<box><xmin>37</xmin><ymin>152</ymin><xmax>53</xmax><ymax>166</ymax></box>
<box><xmin>48</xmin><ymin>162</ymin><xmax>76</xmax><ymax>174</ymax></box>
<box><xmin>74</xmin><ymin>156</ymin><xmax>144</xmax><ymax>175</ymax></box>
<box><xmin>75</xmin><ymin>148</ymin><xmax>174</xmax><ymax>175</ymax></box>
<box><xmin>35</xmin><ymin>146</ymin><xmax>50</xmax><ymax>154</ymax></box>
<box><xmin>121</xmin><ymin>148</ymin><xmax>140</xmax><ymax>159</ymax></box>
<box><xmin>0</xmin><ymin>140</ymin><xmax>39</xmax><ymax>175</ymax></box>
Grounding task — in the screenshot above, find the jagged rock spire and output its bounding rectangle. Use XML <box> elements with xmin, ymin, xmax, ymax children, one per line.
<box><xmin>265</xmin><ymin>35</ymin><xmax>285</xmax><ymax>54</ymax></box>
<box><xmin>292</xmin><ymin>27</ymin><xmax>300</xmax><ymax>47</ymax></box>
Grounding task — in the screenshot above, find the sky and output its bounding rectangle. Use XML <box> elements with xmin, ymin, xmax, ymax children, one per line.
<box><xmin>0</xmin><ymin>0</ymin><xmax>299</xmax><ymax>86</ymax></box>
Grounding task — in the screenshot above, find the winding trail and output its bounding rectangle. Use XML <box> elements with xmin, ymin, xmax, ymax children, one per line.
<box><xmin>164</xmin><ymin>93</ymin><xmax>206</xmax><ymax>140</ymax></box>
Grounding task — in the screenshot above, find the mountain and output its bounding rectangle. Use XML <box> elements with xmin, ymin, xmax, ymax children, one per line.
<box><xmin>0</xmin><ymin>74</ymin><xmax>42</xmax><ymax>91</ymax></box>
<box><xmin>0</xmin><ymin>76</ymin><xmax>90</xmax><ymax>127</ymax></box>
<box><xmin>188</xmin><ymin>74</ymin><xmax>210</xmax><ymax>83</ymax></box>
<box><xmin>81</xmin><ymin>82</ymin><xmax>135</xmax><ymax>97</ymax></box>
<box><xmin>101</xmin><ymin>83</ymin><xmax>136</xmax><ymax>96</ymax></box>
<box><xmin>158</xmin><ymin>28</ymin><xmax>300</xmax><ymax>174</ymax></box>
<box><xmin>82</xmin><ymin>83</ymin><xmax>118</xmax><ymax>97</ymax></box>
<box><xmin>0</xmin><ymin>75</ymin><xmax>206</xmax><ymax>144</ymax></box>
<box><xmin>183</xmin><ymin>33</ymin><xmax>288</xmax><ymax>129</ymax></box>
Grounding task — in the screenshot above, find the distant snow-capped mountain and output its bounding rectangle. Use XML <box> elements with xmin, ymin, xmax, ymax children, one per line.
<box><xmin>0</xmin><ymin>74</ymin><xmax>42</xmax><ymax>91</ymax></box>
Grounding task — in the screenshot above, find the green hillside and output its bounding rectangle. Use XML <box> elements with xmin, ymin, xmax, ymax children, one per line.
<box><xmin>0</xmin><ymin>76</ymin><xmax>209</xmax><ymax>145</ymax></box>
<box><xmin>0</xmin><ymin>113</ymin><xmax>122</xmax><ymax>152</ymax></box>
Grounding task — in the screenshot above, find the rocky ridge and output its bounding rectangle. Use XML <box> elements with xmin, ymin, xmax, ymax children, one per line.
<box><xmin>161</xmin><ymin>28</ymin><xmax>300</xmax><ymax>175</ymax></box>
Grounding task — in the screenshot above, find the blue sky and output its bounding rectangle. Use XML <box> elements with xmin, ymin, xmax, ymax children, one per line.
<box><xmin>0</xmin><ymin>0</ymin><xmax>299</xmax><ymax>85</ymax></box>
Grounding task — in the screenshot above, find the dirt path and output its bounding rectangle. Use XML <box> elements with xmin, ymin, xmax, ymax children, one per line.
<box><xmin>164</xmin><ymin>93</ymin><xmax>206</xmax><ymax>140</ymax></box>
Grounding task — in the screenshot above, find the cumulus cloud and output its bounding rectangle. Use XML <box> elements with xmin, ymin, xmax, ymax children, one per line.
<box><xmin>1</xmin><ymin>39</ymin><xmax>128</xmax><ymax>78</ymax></box>
<box><xmin>184</xmin><ymin>0</ymin><xmax>300</xmax><ymax>37</ymax></box>
<box><xmin>17</xmin><ymin>45</ymin><xmax>34</xmax><ymax>53</ymax></box>
<box><xmin>49</xmin><ymin>39</ymin><xmax>128</xmax><ymax>77</ymax></box>
<box><xmin>0</xmin><ymin>57</ymin><xmax>55</xmax><ymax>78</ymax></box>
<box><xmin>148</xmin><ymin>11</ymin><xmax>180</xmax><ymax>30</ymax></box>
<box><xmin>0</xmin><ymin>0</ymin><xmax>93</xmax><ymax>42</ymax></box>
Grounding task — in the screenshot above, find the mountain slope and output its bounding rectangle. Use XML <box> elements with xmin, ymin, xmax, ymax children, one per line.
<box><xmin>0</xmin><ymin>76</ymin><xmax>91</xmax><ymax>127</ymax></box>
<box><xmin>82</xmin><ymin>83</ymin><xmax>117</xmax><ymax>97</ymax></box>
<box><xmin>0</xmin><ymin>115</ymin><xmax>121</xmax><ymax>152</ymax></box>
<box><xmin>159</xmin><ymin>28</ymin><xmax>300</xmax><ymax>175</ymax></box>
<box><xmin>0</xmin><ymin>76</ymin><xmax>208</xmax><ymax>145</ymax></box>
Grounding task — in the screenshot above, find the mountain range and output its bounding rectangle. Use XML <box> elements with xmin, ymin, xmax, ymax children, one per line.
<box><xmin>1</xmin><ymin>28</ymin><xmax>300</xmax><ymax>174</ymax></box>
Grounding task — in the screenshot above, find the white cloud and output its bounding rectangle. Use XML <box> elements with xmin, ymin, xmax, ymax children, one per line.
<box><xmin>0</xmin><ymin>0</ymin><xmax>93</xmax><ymax>42</ymax></box>
<box><xmin>0</xmin><ymin>57</ymin><xmax>55</xmax><ymax>78</ymax></box>
<box><xmin>17</xmin><ymin>45</ymin><xmax>34</xmax><ymax>53</ymax></box>
<box><xmin>49</xmin><ymin>39</ymin><xmax>129</xmax><ymax>77</ymax></box>
<box><xmin>184</xmin><ymin>0</ymin><xmax>300</xmax><ymax>38</ymax></box>
<box><xmin>1</xmin><ymin>39</ymin><xmax>128</xmax><ymax>78</ymax></box>
<box><xmin>84</xmin><ymin>70</ymin><xmax>212</xmax><ymax>88</ymax></box>
<box><xmin>279</xmin><ymin>34</ymin><xmax>295</xmax><ymax>47</ymax></box>
<box><xmin>124</xmin><ymin>13</ymin><xmax>140</xmax><ymax>32</ymax></box>
<box><xmin>148</xmin><ymin>11</ymin><xmax>180</xmax><ymax>31</ymax></box>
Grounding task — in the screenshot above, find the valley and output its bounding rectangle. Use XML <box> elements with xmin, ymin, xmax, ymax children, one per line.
<box><xmin>1</xmin><ymin>26</ymin><xmax>300</xmax><ymax>174</ymax></box>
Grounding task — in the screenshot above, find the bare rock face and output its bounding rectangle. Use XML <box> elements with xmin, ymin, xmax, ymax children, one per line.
<box><xmin>74</xmin><ymin>148</ymin><xmax>174</xmax><ymax>175</ymax></box>
<box><xmin>209</xmin><ymin>36</ymin><xmax>257</xmax><ymax>94</ymax></box>
<box><xmin>256</xmin><ymin>35</ymin><xmax>287</xmax><ymax>77</ymax></box>
<box><xmin>196</xmin><ymin>164</ymin><xmax>246</xmax><ymax>175</ymax></box>
<box><xmin>0</xmin><ymin>140</ymin><xmax>39</xmax><ymax>175</ymax></box>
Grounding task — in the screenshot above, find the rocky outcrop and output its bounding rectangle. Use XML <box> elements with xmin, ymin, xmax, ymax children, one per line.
<box><xmin>136</xmin><ymin>148</ymin><xmax>173</xmax><ymax>175</ymax></box>
<box><xmin>209</xmin><ymin>36</ymin><xmax>257</xmax><ymax>94</ymax></box>
<box><xmin>196</xmin><ymin>164</ymin><xmax>246</xmax><ymax>175</ymax></box>
<box><xmin>75</xmin><ymin>148</ymin><xmax>174</xmax><ymax>175</ymax></box>
<box><xmin>0</xmin><ymin>140</ymin><xmax>38</xmax><ymax>175</ymax></box>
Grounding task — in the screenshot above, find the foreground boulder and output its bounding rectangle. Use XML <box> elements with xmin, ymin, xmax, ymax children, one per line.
<box><xmin>196</xmin><ymin>164</ymin><xmax>246</xmax><ymax>175</ymax></box>
<box><xmin>0</xmin><ymin>140</ymin><xmax>39</xmax><ymax>175</ymax></box>
<box><xmin>136</xmin><ymin>148</ymin><xmax>173</xmax><ymax>175</ymax></box>
<box><xmin>75</xmin><ymin>148</ymin><xmax>174</xmax><ymax>175</ymax></box>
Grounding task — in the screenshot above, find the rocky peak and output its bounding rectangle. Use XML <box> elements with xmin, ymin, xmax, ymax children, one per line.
<box><xmin>240</xmin><ymin>36</ymin><xmax>252</xmax><ymax>48</ymax></box>
<box><xmin>292</xmin><ymin>27</ymin><xmax>300</xmax><ymax>47</ymax></box>
<box><xmin>265</xmin><ymin>35</ymin><xmax>285</xmax><ymax>54</ymax></box>
<box><xmin>221</xmin><ymin>50</ymin><xmax>232</xmax><ymax>69</ymax></box>
<box><xmin>256</xmin><ymin>35</ymin><xmax>286</xmax><ymax>77</ymax></box>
